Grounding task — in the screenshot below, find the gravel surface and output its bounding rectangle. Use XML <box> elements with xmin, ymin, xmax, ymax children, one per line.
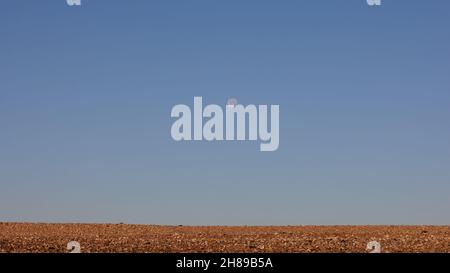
<box><xmin>0</xmin><ymin>223</ymin><xmax>449</xmax><ymax>253</ymax></box>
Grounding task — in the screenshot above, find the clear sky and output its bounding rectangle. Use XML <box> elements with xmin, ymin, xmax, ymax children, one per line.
<box><xmin>1</xmin><ymin>0</ymin><xmax>449</xmax><ymax>225</ymax></box>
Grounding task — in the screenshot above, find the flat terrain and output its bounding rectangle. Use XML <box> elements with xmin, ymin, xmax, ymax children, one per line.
<box><xmin>0</xmin><ymin>223</ymin><xmax>449</xmax><ymax>253</ymax></box>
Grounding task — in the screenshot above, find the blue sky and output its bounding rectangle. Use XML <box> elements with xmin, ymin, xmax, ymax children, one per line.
<box><xmin>1</xmin><ymin>0</ymin><xmax>449</xmax><ymax>225</ymax></box>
